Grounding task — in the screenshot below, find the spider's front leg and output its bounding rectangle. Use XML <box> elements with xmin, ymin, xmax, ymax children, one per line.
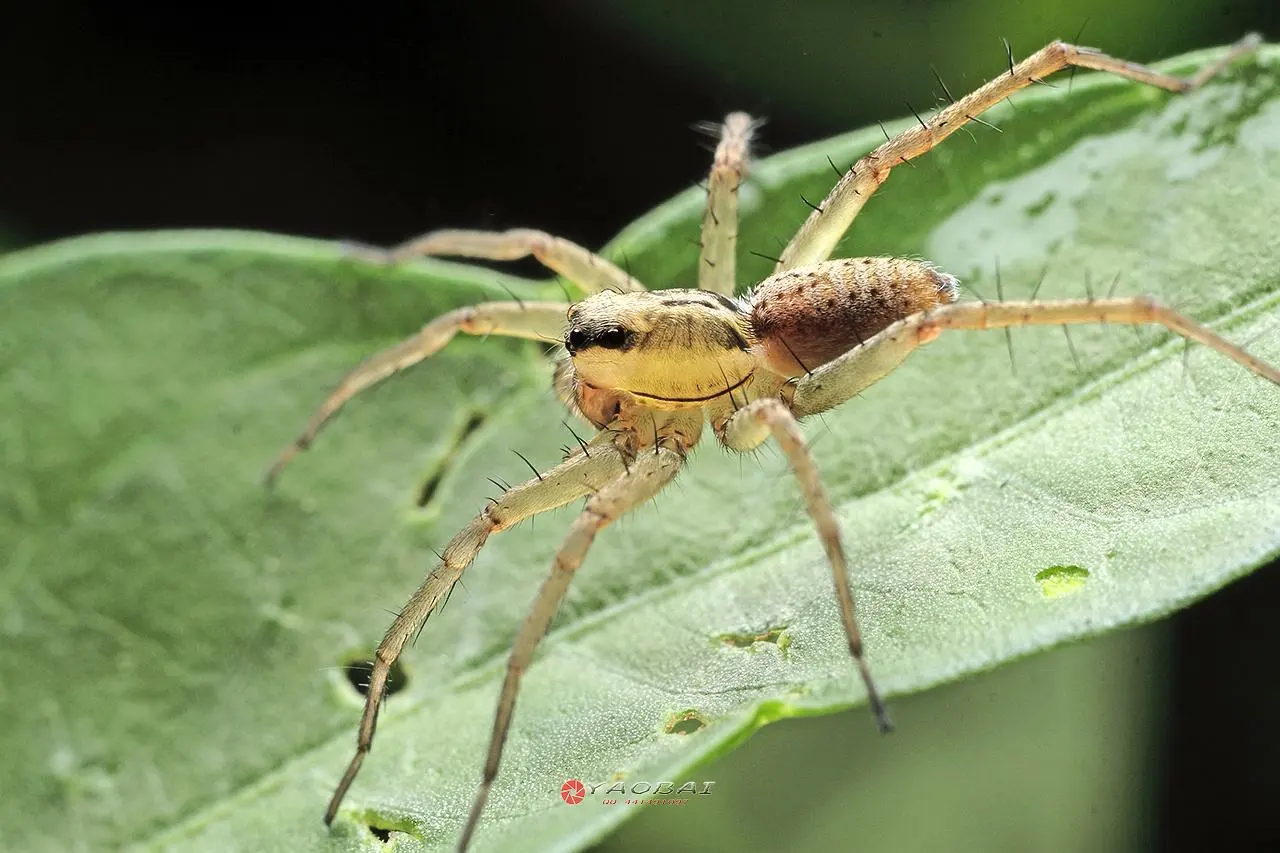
<box><xmin>776</xmin><ymin>33</ymin><xmax>1261</xmax><ymax>270</ymax></box>
<box><xmin>325</xmin><ymin>438</ymin><xmax>629</xmax><ymax>826</ymax></box>
<box><xmin>715</xmin><ymin>398</ymin><xmax>891</xmax><ymax>732</ymax></box>
<box><xmin>788</xmin><ymin>297</ymin><xmax>1280</xmax><ymax>418</ymax></box>
<box><xmin>457</xmin><ymin>440</ymin><xmax>686</xmax><ymax>852</ymax></box>
<box><xmin>348</xmin><ymin>228</ymin><xmax>646</xmax><ymax>294</ymax></box>
<box><xmin>267</xmin><ymin>300</ymin><xmax>570</xmax><ymax>483</ymax></box>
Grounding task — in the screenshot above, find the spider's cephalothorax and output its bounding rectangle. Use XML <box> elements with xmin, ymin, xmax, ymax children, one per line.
<box><xmin>263</xmin><ymin>35</ymin><xmax>1278</xmax><ymax>853</ymax></box>
<box><xmin>555</xmin><ymin>257</ymin><xmax>959</xmax><ymax>448</ymax></box>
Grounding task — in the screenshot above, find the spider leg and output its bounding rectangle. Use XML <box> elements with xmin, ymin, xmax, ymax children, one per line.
<box><xmin>715</xmin><ymin>397</ymin><xmax>891</xmax><ymax>732</ymax></box>
<box><xmin>775</xmin><ymin>33</ymin><xmax>1262</xmax><ymax>271</ymax></box>
<box><xmin>457</xmin><ymin>442</ymin><xmax>686</xmax><ymax>852</ymax></box>
<box><xmin>790</xmin><ymin>297</ymin><xmax>1280</xmax><ymax>418</ymax></box>
<box><xmin>348</xmin><ymin>228</ymin><xmax>646</xmax><ymax>295</ymax></box>
<box><xmin>698</xmin><ymin>112</ymin><xmax>756</xmax><ymax>297</ymax></box>
<box><xmin>267</xmin><ymin>300</ymin><xmax>570</xmax><ymax>483</ymax></box>
<box><xmin>324</xmin><ymin>438</ymin><xmax>630</xmax><ymax>826</ymax></box>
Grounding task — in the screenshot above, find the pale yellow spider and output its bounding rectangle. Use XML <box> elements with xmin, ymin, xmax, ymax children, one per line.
<box><xmin>266</xmin><ymin>35</ymin><xmax>1276</xmax><ymax>851</ymax></box>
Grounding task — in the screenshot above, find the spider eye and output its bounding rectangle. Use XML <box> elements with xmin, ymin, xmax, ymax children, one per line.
<box><xmin>594</xmin><ymin>327</ymin><xmax>629</xmax><ymax>350</ymax></box>
<box><xmin>566</xmin><ymin>326</ymin><xmax>630</xmax><ymax>353</ymax></box>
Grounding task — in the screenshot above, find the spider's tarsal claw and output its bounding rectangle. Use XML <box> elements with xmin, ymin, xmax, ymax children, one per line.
<box><xmin>264</xmin><ymin>434</ymin><xmax>313</xmax><ymax>487</ymax></box>
<box><xmin>264</xmin><ymin>448</ymin><xmax>296</xmax><ymax>488</ymax></box>
<box><xmin>855</xmin><ymin>656</ymin><xmax>893</xmax><ymax>733</ymax></box>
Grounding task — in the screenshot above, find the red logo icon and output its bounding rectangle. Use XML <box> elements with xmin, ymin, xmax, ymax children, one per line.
<box><xmin>560</xmin><ymin>779</ymin><xmax>586</xmax><ymax>805</ymax></box>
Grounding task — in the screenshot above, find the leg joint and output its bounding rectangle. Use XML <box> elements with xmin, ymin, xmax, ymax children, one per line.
<box><xmin>1133</xmin><ymin>294</ymin><xmax>1161</xmax><ymax>314</ymax></box>
<box><xmin>749</xmin><ymin>396</ymin><xmax>793</xmax><ymax>428</ymax></box>
<box><xmin>482</xmin><ymin>500</ymin><xmax>508</xmax><ymax>530</ymax></box>
<box><xmin>525</xmin><ymin>230</ymin><xmax>553</xmax><ymax>260</ymax></box>
<box><xmin>1043</xmin><ymin>39</ymin><xmax>1073</xmax><ymax>65</ymax></box>
<box><xmin>455</xmin><ymin>305</ymin><xmax>479</xmax><ymax>332</ymax></box>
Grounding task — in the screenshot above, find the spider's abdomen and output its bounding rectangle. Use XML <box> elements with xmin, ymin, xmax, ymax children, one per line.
<box><xmin>747</xmin><ymin>257</ymin><xmax>959</xmax><ymax>376</ymax></box>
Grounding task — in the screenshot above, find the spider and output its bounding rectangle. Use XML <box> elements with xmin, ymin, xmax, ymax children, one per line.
<box><xmin>266</xmin><ymin>35</ymin><xmax>1277</xmax><ymax>851</ymax></box>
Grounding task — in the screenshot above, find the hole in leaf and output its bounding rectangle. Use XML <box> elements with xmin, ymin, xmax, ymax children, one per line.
<box><xmin>458</xmin><ymin>410</ymin><xmax>487</xmax><ymax>441</ymax></box>
<box><xmin>1034</xmin><ymin>565</ymin><xmax>1090</xmax><ymax>599</ymax></box>
<box><xmin>416</xmin><ymin>410</ymin><xmax>490</xmax><ymax>507</ymax></box>
<box><xmin>715</xmin><ymin>625</ymin><xmax>790</xmax><ymax>657</ymax></box>
<box><xmin>416</xmin><ymin>471</ymin><xmax>444</xmax><ymax>507</ymax></box>
<box><xmin>357</xmin><ymin>811</ymin><xmax>420</xmax><ymax>843</ymax></box>
<box><xmin>1023</xmin><ymin>190</ymin><xmax>1057</xmax><ymax>218</ymax></box>
<box><xmin>343</xmin><ymin>657</ymin><xmax>409</xmax><ymax>697</ymax></box>
<box><xmin>665</xmin><ymin>709</ymin><xmax>707</xmax><ymax>735</ymax></box>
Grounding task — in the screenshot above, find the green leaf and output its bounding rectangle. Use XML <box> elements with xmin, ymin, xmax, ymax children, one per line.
<box><xmin>3</xmin><ymin>44</ymin><xmax>1278</xmax><ymax>853</ymax></box>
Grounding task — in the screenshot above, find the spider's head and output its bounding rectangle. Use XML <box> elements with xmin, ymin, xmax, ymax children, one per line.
<box><xmin>560</xmin><ymin>289</ymin><xmax>758</xmax><ymax>416</ymax></box>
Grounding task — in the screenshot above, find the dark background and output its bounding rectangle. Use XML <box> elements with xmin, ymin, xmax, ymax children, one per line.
<box><xmin>4</xmin><ymin>2</ymin><xmax>1278</xmax><ymax>850</ymax></box>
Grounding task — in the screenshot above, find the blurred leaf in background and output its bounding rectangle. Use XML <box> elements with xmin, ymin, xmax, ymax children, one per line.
<box><xmin>581</xmin><ymin>0</ymin><xmax>1273</xmax><ymax>130</ymax></box>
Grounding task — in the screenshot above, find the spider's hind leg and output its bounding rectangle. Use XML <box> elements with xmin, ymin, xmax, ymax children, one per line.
<box><xmin>774</xmin><ymin>33</ymin><xmax>1261</xmax><ymax>271</ymax></box>
<box><xmin>789</xmin><ymin>296</ymin><xmax>1280</xmax><ymax>418</ymax></box>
